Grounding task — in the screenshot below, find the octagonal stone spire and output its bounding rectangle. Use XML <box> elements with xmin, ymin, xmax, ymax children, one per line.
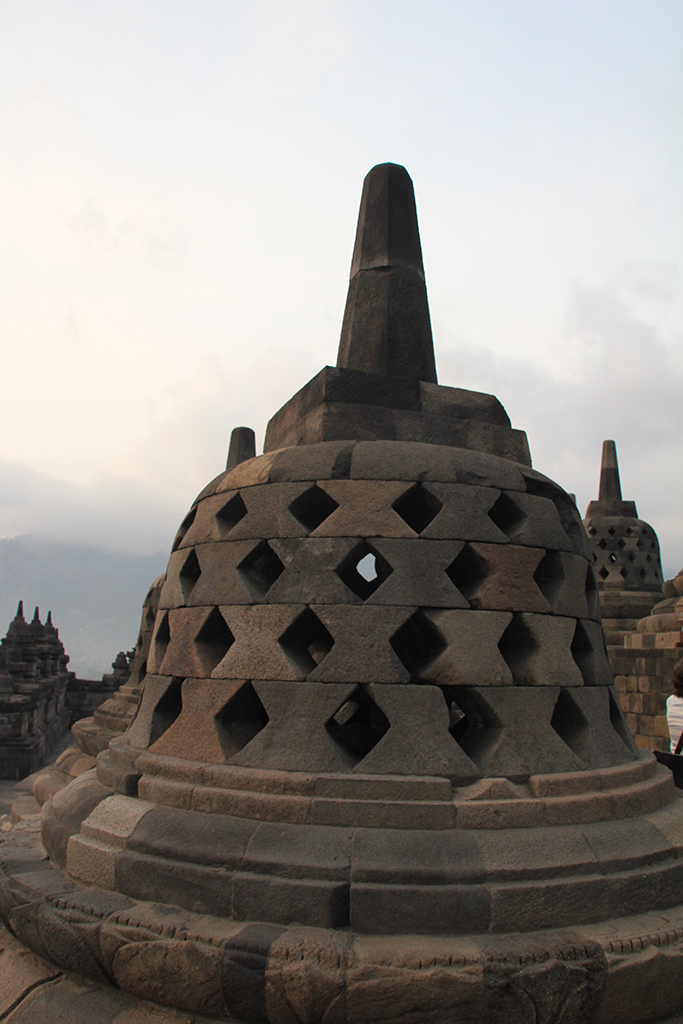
<box><xmin>337</xmin><ymin>163</ymin><xmax>437</xmax><ymax>383</ymax></box>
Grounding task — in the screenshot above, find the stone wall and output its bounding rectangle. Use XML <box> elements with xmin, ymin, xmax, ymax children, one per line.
<box><xmin>610</xmin><ymin>645</ymin><xmax>680</xmax><ymax>751</ymax></box>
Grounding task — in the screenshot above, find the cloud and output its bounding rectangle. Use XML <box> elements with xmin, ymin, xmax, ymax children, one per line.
<box><xmin>438</xmin><ymin>261</ymin><xmax>683</xmax><ymax>578</ymax></box>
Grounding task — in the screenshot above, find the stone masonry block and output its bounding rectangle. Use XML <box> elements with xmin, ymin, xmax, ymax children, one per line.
<box><xmin>267</xmin><ymin>440</ymin><xmax>358</xmax><ymax>484</ymax></box>
<box><xmin>418</xmin><ymin>483</ymin><xmax>511</xmax><ymax>543</ymax></box>
<box><xmin>545</xmin><ymin>552</ymin><xmax>593</xmax><ymax>619</ymax></box>
<box><xmin>310</xmin><ymin>480</ymin><xmax>417</xmax><ymax>537</ymax></box>
<box><xmin>125</xmin><ymin>674</ymin><xmax>174</xmax><ymax>749</ymax></box>
<box><xmin>508</xmin><ymin>613</ymin><xmax>585</xmax><ymax>688</ymax></box>
<box><xmin>230</xmin><ymin>681</ymin><xmax>358</xmax><ymax>773</ymax></box>
<box><xmin>149</xmin><ymin>678</ymin><xmax>245</xmax><ymax>762</ymax></box>
<box><xmin>161</xmin><ymin>541</ymin><xmax>257</xmax><ymax>609</ymax></box>
<box><xmin>213</xmin><ymin>606</ymin><xmax>309</xmax><ymax>681</ymax></box>
<box><xmin>503</xmin><ymin>491</ymin><xmax>572</xmax><ymax>550</ymax></box>
<box><xmin>350</xmin><ymin>439</ymin><xmax>527</xmax><ymax>490</ymax></box>
<box><xmin>454</xmin><ymin>686</ymin><xmax>585</xmax><ymax>777</ymax></box>
<box><xmin>161</xmin><ymin>607</ymin><xmax>231</xmax><ymax>677</ymax></box>
<box><xmin>422</xmin><ymin>610</ymin><xmax>513</xmax><ymax>687</ymax></box>
<box><xmin>215</xmin><ymin>483</ymin><xmax>315</xmax><ymax>541</ymax></box>
<box><xmin>367</xmin><ymin>538</ymin><xmax>469</xmax><ymax>607</ymax></box>
<box><xmin>175</xmin><ymin>493</ymin><xmax>226</xmax><ymax>548</ymax></box>
<box><xmin>358</xmin><ymin>684</ymin><xmax>481</xmax><ymax>781</ymax></box>
<box><xmin>581</xmin><ymin>619</ymin><xmax>614</xmax><ymax>686</ymax></box>
<box><xmin>567</xmin><ymin>687</ymin><xmax>637</xmax><ymax>768</ymax></box>
<box><xmin>266</xmin><ymin>538</ymin><xmax>362</xmax><ymax>605</ymax></box>
<box><xmin>309</xmin><ymin>606</ymin><xmax>413</xmax><ymax>683</ymax></box>
<box><xmin>468</xmin><ymin>543</ymin><xmax>548</xmax><ymax>612</ymax></box>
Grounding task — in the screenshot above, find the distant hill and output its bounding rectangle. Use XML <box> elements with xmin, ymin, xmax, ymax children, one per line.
<box><xmin>0</xmin><ymin>537</ymin><xmax>167</xmax><ymax>679</ymax></box>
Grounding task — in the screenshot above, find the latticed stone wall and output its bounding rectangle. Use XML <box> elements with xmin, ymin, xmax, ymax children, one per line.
<box><xmin>584</xmin><ymin>517</ymin><xmax>662</xmax><ymax>591</ymax></box>
<box><xmin>123</xmin><ymin>440</ymin><xmax>634</xmax><ymax>789</ymax></box>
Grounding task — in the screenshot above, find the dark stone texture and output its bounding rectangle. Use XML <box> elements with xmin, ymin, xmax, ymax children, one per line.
<box><xmin>337</xmin><ymin>163</ymin><xmax>436</xmax><ymax>384</ymax></box>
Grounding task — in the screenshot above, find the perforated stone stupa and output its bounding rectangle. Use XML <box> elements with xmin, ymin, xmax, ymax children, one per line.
<box><xmin>3</xmin><ymin>164</ymin><xmax>683</xmax><ymax>1024</ymax></box>
<box><xmin>584</xmin><ymin>439</ymin><xmax>663</xmax><ymax>646</ymax></box>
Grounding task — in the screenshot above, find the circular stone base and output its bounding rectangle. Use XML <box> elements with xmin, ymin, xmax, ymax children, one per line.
<box><xmin>4</xmin><ymin>816</ymin><xmax>683</xmax><ymax>1024</ymax></box>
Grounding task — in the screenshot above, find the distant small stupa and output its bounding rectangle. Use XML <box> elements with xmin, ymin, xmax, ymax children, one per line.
<box><xmin>583</xmin><ymin>439</ymin><xmax>663</xmax><ymax>645</ymax></box>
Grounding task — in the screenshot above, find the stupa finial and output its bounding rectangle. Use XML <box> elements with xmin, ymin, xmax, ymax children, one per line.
<box><xmin>336</xmin><ymin>163</ymin><xmax>437</xmax><ymax>383</ymax></box>
<box><xmin>15</xmin><ymin>600</ymin><xmax>24</xmax><ymax>620</ymax></box>
<box><xmin>599</xmin><ymin>440</ymin><xmax>622</xmax><ymax>503</ymax></box>
<box><xmin>226</xmin><ymin>427</ymin><xmax>256</xmax><ymax>470</ymax></box>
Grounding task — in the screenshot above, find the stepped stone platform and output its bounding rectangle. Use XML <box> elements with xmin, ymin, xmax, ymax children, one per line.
<box><xmin>3</xmin><ymin>163</ymin><xmax>683</xmax><ymax>1022</ymax></box>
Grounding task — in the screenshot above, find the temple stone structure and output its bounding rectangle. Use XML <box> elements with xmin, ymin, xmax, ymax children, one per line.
<box><xmin>29</xmin><ymin>575</ymin><xmax>166</xmax><ymax>811</ymax></box>
<box><xmin>583</xmin><ymin>440</ymin><xmax>668</xmax><ymax>751</ymax></box>
<box><xmin>583</xmin><ymin>439</ymin><xmax>663</xmax><ymax>648</ymax></box>
<box><xmin>611</xmin><ymin>569</ymin><xmax>683</xmax><ymax>753</ymax></box>
<box><xmin>0</xmin><ymin>604</ymin><xmax>71</xmax><ymax>779</ymax></box>
<box><xmin>3</xmin><ymin>164</ymin><xmax>683</xmax><ymax>1023</ymax></box>
<box><xmin>65</xmin><ymin>650</ymin><xmax>132</xmax><ymax>729</ymax></box>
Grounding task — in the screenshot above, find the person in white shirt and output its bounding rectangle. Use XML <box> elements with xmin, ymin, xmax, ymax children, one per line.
<box><xmin>665</xmin><ymin>661</ymin><xmax>683</xmax><ymax>754</ymax></box>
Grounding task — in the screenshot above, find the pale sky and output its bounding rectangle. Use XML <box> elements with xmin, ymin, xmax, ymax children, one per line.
<box><xmin>1</xmin><ymin>1</ymin><xmax>682</xmax><ymax>575</ymax></box>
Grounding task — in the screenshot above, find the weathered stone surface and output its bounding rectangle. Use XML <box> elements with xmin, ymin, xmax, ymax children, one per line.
<box><xmin>4</xmin><ymin>160</ymin><xmax>674</xmax><ymax>1024</ymax></box>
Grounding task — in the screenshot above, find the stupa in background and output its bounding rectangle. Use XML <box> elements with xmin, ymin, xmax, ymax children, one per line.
<box><xmin>3</xmin><ymin>164</ymin><xmax>683</xmax><ymax>1023</ymax></box>
<box><xmin>0</xmin><ymin>604</ymin><xmax>71</xmax><ymax>779</ymax></box>
<box><xmin>583</xmin><ymin>439</ymin><xmax>663</xmax><ymax>648</ymax></box>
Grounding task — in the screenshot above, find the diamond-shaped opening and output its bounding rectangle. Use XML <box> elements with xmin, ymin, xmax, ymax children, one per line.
<box><xmin>551</xmin><ymin>689</ymin><xmax>590</xmax><ymax>765</ymax></box>
<box><xmin>392</xmin><ymin>483</ymin><xmax>442</xmax><ymax>534</ymax></box>
<box><xmin>627</xmin><ymin>552</ymin><xmax>635</xmax><ymax>563</ymax></box>
<box><xmin>585</xmin><ymin>565</ymin><xmax>599</xmax><ymax>618</ymax></box>
<box><xmin>598</xmin><ymin>538</ymin><xmax>607</xmax><ymax>549</ymax></box>
<box><xmin>487</xmin><ymin>492</ymin><xmax>526</xmax><ymax>540</ymax></box>
<box><xmin>587</xmin><ymin>527</ymin><xmax>597</xmax><ymax>536</ymax></box>
<box><xmin>650</xmin><ymin>541</ymin><xmax>657</xmax><ymax>550</ymax></box>
<box><xmin>216</xmin><ymin>493</ymin><xmax>248</xmax><ymax>536</ymax></box>
<box><xmin>609</xmin><ymin>688</ymin><xmax>634</xmax><ymax>751</ymax></box>
<box><xmin>279</xmin><ymin>608</ymin><xmax>334</xmax><ymax>675</ymax></box>
<box><xmin>288</xmin><ymin>485</ymin><xmax>339</xmax><ymax>532</ymax></box>
<box><xmin>195</xmin><ymin>608</ymin><xmax>235</xmax><ymax>674</ymax></box>
<box><xmin>608</xmin><ymin>553</ymin><xmax>617</xmax><ymax>564</ymax></box>
<box><xmin>639</xmin><ymin>568</ymin><xmax>647</xmax><ymax>579</ymax></box>
<box><xmin>636</xmin><ymin>538</ymin><xmax>643</xmax><ymax>550</ymax></box>
<box><xmin>641</xmin><ymin>528</ymin><xmax>649</xmax><ymax>536</ymax></box>
<box><xmin>571</xmin><ymin>620</ymin><xmax>594</xmax><ymax>685</ymax></box>
<box><xmin>442</xmin><ymin>687</ymin><xmax>505</xmax><ymax>775</ymax></box>
<box><xmin>497</xmin><ymin>614</ymin><xmax>539</xmax><ymax>684</ymax></box>
<box><xmin>608</xmin><ymin>527</ymin><xmax>616</xmax><ymax>536</ymax></box>
<box><xmin>172</xmin><ymin>508</ymin><xmax>197</xmax><ymax>552</ymax></box>
<box><xmin>598</xmin><ymin>566</ymin><xmax>609</xmax><ymax>580</ymax></box>
<box><xmin>153</xmin><ymin>612</ymin><xmax>171</xmax><ymax>667</ymax></box>
<box><xmin>446</xmin><ymin>544</ymin><xmax>488</xmax><ymax>605</ymax></box>
<box><xmin>179</xmin><ymin>549</ymin><xmax>202</xmax><ymax>602</ymax></box>
<box><xmin>617</xmin><ymin>538</ymin><xmax>626</xmax><ymax>549</ymax></box>
<box><xmin>625</xmin><ymin>527</ymin><xmax>633</xmax><ymax>536</ymax></box>
<box><xmin>336</xmin><ymin>541</ymin><xmax>393</xmax><ymax>600</ymax></box>
<box><xmin>620</xmin><ymin>567</ymin><xmax>628</xmax><ymax>579</ymax></box>
<box><xmin>237</xmin><ymin>540</ymin><xmax>285</xmax><ymax>595</ymax></box>
<box><xmin>149</xmin><ymin>676</ymin><xmax>184</xmax><ymax>746</ymax></box>
<box><xmin>390</xmin><ymin>610</ymin><xmax>446</xmax><ymax>676</ymax></box>
<box><xmin>533</xmin><ymin>550</ymin><xmax>565</xmax><ymax>606</ymax></box>
<box><xmin>646</xmin><ymin>554</ymin><xmax>652</xmax><ymax>563</ymax></box>
<box><xmin>326</xmin><ymin>685</ymin><xmax>389</xmax><ymax>766</ymax></box>
<box><xmin>216</xmin><ymin>681</ymin><xmax>269</xmax><ymax>759</ymax></box>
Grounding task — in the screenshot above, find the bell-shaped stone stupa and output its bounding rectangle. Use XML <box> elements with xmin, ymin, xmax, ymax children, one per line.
<box><xmin>3</xmin><ymin>165</ymin><xmax>683</xmax><ymax>1024</ymax></box>
<box><xmin>584</xmin><ymin>439</ymin><xmax>663</xmax><ymax>645</ymax></box>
